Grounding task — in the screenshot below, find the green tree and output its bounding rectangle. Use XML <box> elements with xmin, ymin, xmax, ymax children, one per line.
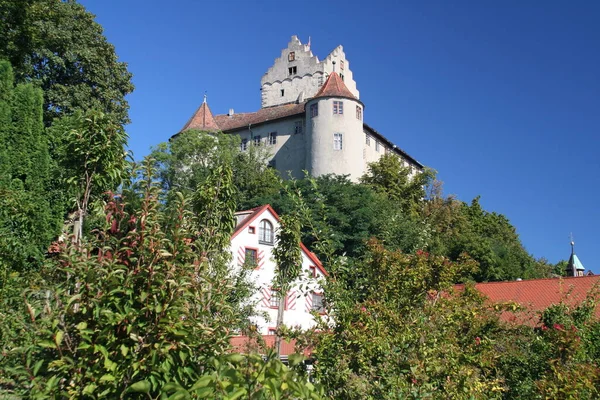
<box><xmin>0</xmin><ymin>0</ymin><xmax>134</xmax><ymax>126</ymax></box>
<box><xmin>272</xmin><ymin>208</ymin><xmax>303</xmax><ymax>357</ymax></box>
<box><xmin>0</xmin><ymin>60</ymin><xmax>60</xmax><ymax>271</ymax></box>
<box><xmin>152</xmin><ymin>129</ymin><xmax>280</xmax><ymax>208</ymax></box>
<box><xmin>360</xmin><ymin>153</ymin><xmax>434</xmax><ymax>216</ymax></box>
<box><xmin>423</xmin><ymin>188</ymin><xmax>548</xmax><ymax>282</ymax></box>
<box><xmin>2</xmin><ymin>158</ymin><xmax>322</xmax><ymax>399</ymax></box>
<box><xmin>49</xmin><ymin>109</ymin><xmax>128</xmax><ymax>242</ymax></box>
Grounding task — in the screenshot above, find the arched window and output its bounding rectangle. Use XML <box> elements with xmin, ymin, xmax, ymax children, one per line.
<box><xmin>259</xmin><ymin>219</ymin><xmax>274</xmax><ymax>245</ymax></box>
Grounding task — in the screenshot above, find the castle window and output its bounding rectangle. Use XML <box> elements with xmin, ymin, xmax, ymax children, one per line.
<box><xmin>318</xmin><ymin>75</ymin><xmax>324</xmax><ymax>87</ymax></box>
<box><xmin>288</xmin><ymin>52</ymin><xmax>295</xmax><ymax>62</ymax></box>
<box><xmin>288</xmin><ymin>66</ymin><xmax>297</xmax><ymax>76</ymax></box>
<box><xmin>340</xmin><ymin>73</ymin><xmax>344</xmax><ymax>81</ymax></box>
<box><xmin>310</xmin><ymin>103</ymin><xmax>318</xmax><ymax>117</ymax></box>
<box><xmin>280</xmin><ymin>89</ymin><xmax>285</xmax><ymax>97</ymax></box>
<box><xmin>340</xmin><ymin>60</ymin><xmax>345</xmax><ymax>70</ymax></box>
<box><xmin>294</xmin><ymin>121</ymin><xmax>303</xmax><ymax>134</ymax></box>
<box><xmin>253</xmin><ymin>135</ymin><xmax>261</xmax><ymax>146</ymax></box>
<box><xmin>241</xmin><ymin>139</ymin><xmax>248</xmax><ymax>151</ymax></box>
<box><xmin>268</xmin><ymin>132</ymin><xmax>277</xmax><ymax>145</ymax></box>
<box><xmin>375</xmin><ymin>141</ymin><xmax>380</xmax><ymax>152</ymax></box>
<box><xmin>244</xmin><ymin>248</ymin><xmax>258</xmax><ymax>267</ymax></box>
<box><xmin>356</xmin><ymin>106</ymin><xmax>362</xmax><ymax>120</ymax></box>
<box><xmin>333</xmin><ymin>133</ymin><xmax>343</xmax><ymax>150</ymax></box>
<box><xmin>259</xmin><ymin>219</ymin><xmax>274</xmax><ymax>245</ymax></box>
<box><xmin>366</xmin><ymin>134</ymin><xmax>371</xmax><ymax>146</ymax></box>
<box><xmin>333</xmin><ymin>101</ymin><xmax>343</xmax><ymax>115</ymax></box>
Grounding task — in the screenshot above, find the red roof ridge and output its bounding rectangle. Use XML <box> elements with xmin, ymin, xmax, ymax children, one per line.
<box><xmin>471</xmin><ymin>275</ymin><xmax>599</xmax><ymax>286</ymax></box>
<box><xmin>180</xmin><ymin>101</ymin><xmax>220</xmax><ymax>132</ymax></box>
<box><xmin>312</xmin><ymin>71</ymin><xmax>357</xmax><ymax>100</ymax></box>
<box><xmin>230</xmin><ymin>204</ymin><xmax>328</xmax><ymax>277</ymax></box>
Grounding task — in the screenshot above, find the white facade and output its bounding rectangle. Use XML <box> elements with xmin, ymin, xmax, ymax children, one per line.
<box><xmin>230</xmin><ymin>205</ymin><xmax>326</xmax><ymax>335</ymax></box>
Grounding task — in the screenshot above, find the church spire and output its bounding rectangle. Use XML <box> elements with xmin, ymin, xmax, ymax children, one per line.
<box><xmin>566</xmin><ymin>238</ymin><xmax>585</xmax><ymax>277</ymax></box>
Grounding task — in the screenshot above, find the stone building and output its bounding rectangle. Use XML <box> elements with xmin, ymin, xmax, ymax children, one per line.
<box><xmin>179</xmin><ymin>36</ymin><xmax>423</xmax><ymax>181</ymax></box>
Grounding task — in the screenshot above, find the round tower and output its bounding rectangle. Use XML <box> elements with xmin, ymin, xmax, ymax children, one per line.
<box><xmin>305</xmin><ymin>71</ymin><xmax>365</xmax><ymax>181</ymax></box>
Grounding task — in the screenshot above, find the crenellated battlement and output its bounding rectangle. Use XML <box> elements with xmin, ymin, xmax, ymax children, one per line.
<box><xmin>260</xmin><ymin>36</ymin><xmax>359</xmax><ymax>108</ymax></box>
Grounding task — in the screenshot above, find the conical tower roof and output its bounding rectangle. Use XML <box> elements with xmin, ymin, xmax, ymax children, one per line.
<box><xmin>180</xmin><ymin>96</ymin><xmax>220</xmax><ymax>132</ymax></box>
<box><xmin>312</xmin><ymin>71</ymin><xmax>358</xmax><ymax>101</ymax></box>
<box><xmin>566</xmin><ymin>241</ymin><xmax>585</xmax><ymax>277</ymax></box>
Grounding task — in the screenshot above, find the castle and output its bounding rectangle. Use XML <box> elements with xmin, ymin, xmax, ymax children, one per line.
<box><xmin>180</xmin><ymin>36</ymin><xmax>423</xmax><ymax>181</ymax></box>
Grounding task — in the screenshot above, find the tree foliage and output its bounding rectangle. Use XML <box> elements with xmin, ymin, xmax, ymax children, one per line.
<box><xmin>0</xmin><ymin>60</ymin><xmax>61</xmax><ymax>271</ymax></box>
<box><xmin>0</xmin><ymin>158</ymin><xmax>322</xmax><ymax>399</ymax></box>
<box><xmin>0</xmin><ymin>0</ymin><xmax>134</xmax><ymax>126</ymax></box>
<box><xmin>152</xmin><ymin>130</ymin><xmax>280</xmax><ymax>209</ymax></box>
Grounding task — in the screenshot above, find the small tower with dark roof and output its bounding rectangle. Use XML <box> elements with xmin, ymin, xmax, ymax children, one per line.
<box><xmin>566</xmin><ymin>240</ymin><xmax>585</xmax><ymax>277</ymax></box>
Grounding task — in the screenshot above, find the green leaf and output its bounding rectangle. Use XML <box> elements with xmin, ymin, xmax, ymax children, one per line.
<box><xmin>55</xmin><ymin>330</ymin><xmax>64</xmax><ymax>346</ymax></box>
<box><xmin>99</xmin><ymin>374</ymin><xmax>115</xmax><ymax>382</ymax></box>
<box><xmin>33</xmin><ymin>360</ymin><xmax>44</xmax><ymax>376</ymax></box>
<box><xmin>83</xmin><ymin>383</ymin><xmax>97</xmax><ymax>395</ymax></box>
<box><xmin>38</xmin><ymin>340</ymin><xmax>56</xmax><ymax>349</ymax></box>
<box><xmin>126</xmin><ymin>380</ymin><xmax>151</xmax><ymax>394</ymax></box>
<box><xmin>225</xmin><ymin>353</ymin><xmax>244</xmax><ymax>364</ymax></box>
<box><xmin>190</xmin><ymin>375</ymin><xmax>213</xmax><ymax>391</ymax></box>
<box><xmin>225</xmin><ymin>388</ymin><xmax>247</xmax><ymax>400</ymax></box>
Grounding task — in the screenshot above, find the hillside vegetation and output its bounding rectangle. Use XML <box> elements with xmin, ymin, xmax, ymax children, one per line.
<box><xmin>1</xmin><ymin>1</ymin><xmax>599</xmax><ymax>398</ymax></box>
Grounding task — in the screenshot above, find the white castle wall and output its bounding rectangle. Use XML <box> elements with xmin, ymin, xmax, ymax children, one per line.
<box><xmin>305</xmin><ymin>97</ymin><xmax>365</xmax><ymax>181</ymax></box>
<box><xmin>231</xmin><ymin>117</ymin><xmax>307</xmax><ymax>179</ymax></box>
<box><xmin>261</xmin><ymin>36</ymin><xmax>359</xmax><ymax>108</ymax></box>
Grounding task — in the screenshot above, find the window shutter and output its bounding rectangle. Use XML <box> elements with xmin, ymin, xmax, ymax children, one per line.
<box><xmin>286</xmin><ymin>290</ymin><xmax>297</xmax><ymax>310</ymax></box>
<box><xmin>261</xmin><ymin>287</ymin><xmax>271</xmax><ymax>308</ymax></box>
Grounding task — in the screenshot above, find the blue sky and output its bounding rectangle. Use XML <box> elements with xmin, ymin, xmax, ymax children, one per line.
<box><xmin>80</xmin><ymin>0</ymin><xmax>600</xmax><ymax>272</ymax></box>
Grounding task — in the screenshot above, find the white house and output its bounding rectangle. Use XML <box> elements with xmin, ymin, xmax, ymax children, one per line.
<box><xmin>230</xmin><ymin>204</ymin><xmax>327</xmax><ymax>335</ymax></box>
<box><xmin>178</xmin><ymin>36</ymin><xmax>423</xmax><ymax>182</ymax></box>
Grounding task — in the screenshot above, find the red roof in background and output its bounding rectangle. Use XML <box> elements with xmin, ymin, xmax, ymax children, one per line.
<box><xmin>230</xmin><ymin>335</ymin><xmax>309</xmax><ymax>357</ymax></box>
<box><xmin>312</xmin><ymin>71</ymin><xmax>357</xmax><ymax>101</ymax></box>
<box><xmin>180</xmin><ymin>101</ymin><xmax>220</xmax><ymax>132</ymax></box>
<box><xmin>214</xmin><ymin>103</ymin><xmax>305</xmax><ymax>132</ymax></box>
<box><xmin>459</xmin><ymin>276</ymin><xmax>600</xmax><ymax>325</ymax></box>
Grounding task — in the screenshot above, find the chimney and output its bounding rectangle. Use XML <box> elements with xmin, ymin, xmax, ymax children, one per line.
<box><xmin>228</xmin><ymin>108</ymin><xmax>234</xmax><ymax>116</ymax></box>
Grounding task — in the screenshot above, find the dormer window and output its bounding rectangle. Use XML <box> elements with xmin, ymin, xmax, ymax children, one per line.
<box><xmin>288</xmin><ymin>52</ymin><xmax>295</xmax><ymax>62</ymax></box>
<box><xmin>288</xmin><ymin>66</ymin><xmax>297</xmax><ymax>76</ymax></box>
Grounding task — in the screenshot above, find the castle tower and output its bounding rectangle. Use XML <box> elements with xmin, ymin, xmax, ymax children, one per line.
<box><xmin>180</xmin><ymin>95</ymin><xmax>220</xmax><ymax>133</ymax></box>
<box><xmin>566</xmin><ymin>240</ymin><xmax>585</xmax><ymax>277</ymax></box>
<box><xmin>305</xmin><ymin>70</ymin><xmax>365</xmax><ymax>180</ymax></box>
<box><xmin>261</xmin><ymin>36</ymin><xmax>359</xmax><ymax>108</ymax></box>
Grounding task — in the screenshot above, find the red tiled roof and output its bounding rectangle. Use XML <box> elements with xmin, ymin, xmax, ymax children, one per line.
<box><xmin>230</xmin><ymin>335</ymin><xmax>311</xmax><ymax>356</ymax></box>
<box><xmin>214</xmin><ymin>103</ymin><xmax>305</xmax><ymax>132</ymax></box>
<box><xmin>180</xmin><ymin>102</ymin><xmax>220</xmax><ymax>132</ymax></box>
<box><xmin>313</xmin><ymin>71</ymin><xmax>357</xmax><ymax>100</ymax></box>
<box><xmin>458</xmin><ymin>276</ymin><xmax>600</xmax><ymax>325</ymax></box>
